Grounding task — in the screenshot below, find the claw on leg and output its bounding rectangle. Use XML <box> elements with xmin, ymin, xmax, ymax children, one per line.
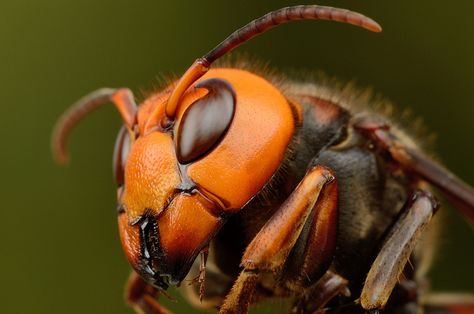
<box><xmin>188</xmin><ymin>247</ymin><xmax>209</xmax><ymax>302</ymax></box>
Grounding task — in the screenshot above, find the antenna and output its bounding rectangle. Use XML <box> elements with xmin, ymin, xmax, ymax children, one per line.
<box><xmin>144</xmin><ymin>5</ymin><xmax>381</xmax><ymax>130</ymax></box>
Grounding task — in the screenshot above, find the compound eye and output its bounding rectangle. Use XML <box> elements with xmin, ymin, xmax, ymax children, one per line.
<box><xmin>113</xmin><ymin>126</ymin><xmax>131</xmax><ymax>186</ymax></box>
<box><xmin>176</xmin><ymin>78</ymin><xmax>236</xmax><ymax>164</ymax></box>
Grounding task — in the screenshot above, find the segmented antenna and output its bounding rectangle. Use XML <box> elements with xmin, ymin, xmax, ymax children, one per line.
<box><xmin>204</xmin><ymin>5</ymin><xmax>381</xmax><ymax>64</ymax></box>
<box><xmin>145</xmin><ymin>5</ymin><xmax>381</xmax><ymax>131</ymax></box>
<box><xmin>52</xmin><ymin>88</ymin><xmax>137</xmax><ymax>164</ymax></box>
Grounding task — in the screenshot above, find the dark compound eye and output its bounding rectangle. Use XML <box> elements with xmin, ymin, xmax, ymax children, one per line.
<box><xmin>113</xmin><ymin>126</ymin><xmax>131</xmax><ymax>186</ymax></box>
<box><xmin>176</xmin><ymin>78</ymin><xmax>236</xmax><ymax>164</ymax></box>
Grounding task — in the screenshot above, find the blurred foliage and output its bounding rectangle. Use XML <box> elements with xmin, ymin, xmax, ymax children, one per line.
<box><xmin>0</xmin><ymin>1</ymin><xmax>472</xmax><ymax>313</ymax></box>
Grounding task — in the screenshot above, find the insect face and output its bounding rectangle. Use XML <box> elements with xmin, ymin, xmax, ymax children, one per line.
<box><xmin>113</xmin><ymin>68</ymin><xmax>295</xmax><ymax>288</ymax></box>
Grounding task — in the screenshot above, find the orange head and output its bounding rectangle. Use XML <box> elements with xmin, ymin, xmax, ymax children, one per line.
<box><xmin>116</xmin><ymin>68</ymin><xmax>294</xmax><ymax>287</ymax></box>
<box><xmin>51</xmin><ymin>5</ymin><xmax>381</xmax><ymax>289</ymax></box>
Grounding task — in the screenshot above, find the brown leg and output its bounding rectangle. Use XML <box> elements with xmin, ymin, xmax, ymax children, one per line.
<box><xmin>218</xmin><ymin>271</ymin><xmax>259</xmax><ymax>314</ymax></box>
<box><xmin>354</xmin><ymin>117</ymin><xmax>474</xmax><ymax>225</ymax></box>
<box><xmin>291</xmin><ymin>272</ymin><xmax>350</xmax><ymax>314</ymax></box>
<box><xmin>219</xmin><ymin>165</ymin><xmax>339</xmax><ymax>314</ymax></box>
<box><xmin>283</xmin><ymin>169</ymin><xmax>338</xmax><ymax>289</ymax></box>
<box><xmin>125</xmin><ymin>271</ymin><xmax>173</xmax><ymax>314</ymax></box>
<box><xmin>360</xmin><ymin>190</ymin><xmax>439</xmax><ymax>311</ymax></box>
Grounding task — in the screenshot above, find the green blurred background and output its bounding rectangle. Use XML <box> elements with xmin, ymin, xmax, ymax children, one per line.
<box><xmin>1</xmin><ymin>1</ymin><xmax>473</xmax><ymax>313</ymax></box>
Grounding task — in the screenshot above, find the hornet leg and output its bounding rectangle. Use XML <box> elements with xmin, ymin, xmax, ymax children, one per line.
<box><xmin>125</xmin><ymin>271</ymin><xmax>172</xmax><ymax>314</ymax></box>
<box><xmin>290</xmin><ymin>271</ymin><xmax>350</xmax><ymax>314</ymax></box>
<box><xmin>219</xmin><ymin>165</ymin><xmax>339</xmax><ymax>314</ymax></box>
<box><xmin>354</xmin><ymin>117</ymin><xmax>474</xmax><ymax>225</ymax></box>
<box><xmin>360</xmin><ymin>190</ymin><xmax>439</xmax><ymax>312</ymax></box>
